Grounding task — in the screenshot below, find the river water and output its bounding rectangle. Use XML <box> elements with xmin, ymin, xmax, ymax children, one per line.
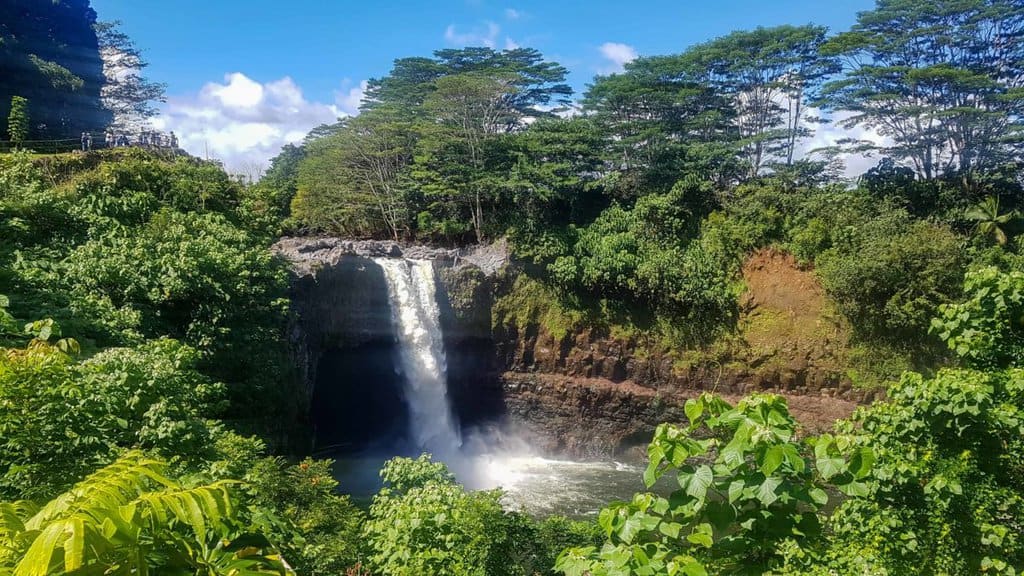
<box><xmin>330</xmin><ymin>450</ymin><xmax>655</xmax><ymax>519</ymax></box>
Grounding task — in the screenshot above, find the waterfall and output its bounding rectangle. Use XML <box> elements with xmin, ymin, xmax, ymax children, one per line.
<box><xmin>375</xmin><ymin>258</ymin><xmax>461</xmax><ymax>457</ymax></box>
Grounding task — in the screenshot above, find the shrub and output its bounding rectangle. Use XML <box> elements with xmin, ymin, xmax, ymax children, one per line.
<box><xmin>0</xmin><ymin>337</ymin><xmax>225</xmax><ymax>500</ymax></box>
<box><xmin>363</xmin><ymin>455</ymin><xmax>506</xmax><ymax>576</ymax></box>
<box><xmin>816</xmin><ymin>368</ymin><xmax>1024</xmax><ymax>574</ymax></box>
<box><xmin>557</xmin><ymin>393</ymin><xmax>871</xmax><ymax>575</ymax></box>
<box><xmin>932</xmin><ymin>267</ymin><xmax>1024</xmax><ymax>369</ymax></box>
<box><xmin>6</xmin><ymin>96</ymin><xmax>29</xmax><ymax>143</ymax></box>
<box><xmin>549</xmin><ymin>180</ymin><xmax>740</xmax><ymax>337</ymax></box>
<box><xmin>816</xmin><ymin>218</ymin><xmax>965</xmax><ymax>343</ymax></box>
<box><xmin>245</xmin><ymin>457</ymin><xmax>365</xmax><ymax>575</ymax></box>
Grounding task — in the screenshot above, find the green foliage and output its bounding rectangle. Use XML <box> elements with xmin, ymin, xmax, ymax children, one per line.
<box><xmin>6</xmin><ymin>97</ymin><xmax>29</xmax><ymax>144</ymax></box>
<box><xmin>0</xmin><ymin>337</ymin><xmax>225</xmax><ymax>500</ymax></box>
<box><xmin>557</xmin><ymin>393</ymin><xmax>870</xmax><ymax>575</ymax></box>
<box><xmin>363</xmin><ymin>455</ymin><xmax>508</xmax><ymax>576</ymax></box>
<box><xmin>932</xmin><ymin>267</ymin><xmax>1024</xmax><ymax>369</ymax></box>
<box><xmin>966</xmin><ymin>196</ymin><xmax>1020</xmax><ymax>247</ymax></box>
<box><xmin>813</xmin><ymin>368</ymin><xmax>1024</xmax><ymax>575</ymax></box>
<box><xmin>362</xmin><ymin>455</ymin><xmax>600</xmax><ymax>576</ymax></box>
<box><xmin>677</xmin><ymin>25</ymin><xmax>839</xmax><ymax>177</ymax></box>
<box><xmin>413</xmin><ymin>72</ymin><xmax>520</xmax><ymax>242</ymax></box>
<box><xmin>290</xmin><ymin>46</ymin><xmax>576</xmax><ymax>243</ymax></box>
<box><xmin>815</xmin><ymin>217</ymin><xmax>965</xmax><ymax>343</ymax></box>
<box><xmin>582</xmin><ymin>56</ymin><xmax>740</xmax><ymax>196</ymax></box>
<box><xmin>549</xmin><ymin>179</ymin><xmax>740</xmax><ymax>338</ymax></box>
<box><xmin>292</xmin><ymin>108</ymin><xmax>415</xmax><ymax>239</ymax></box>
<box><xmin>0</xmin><ymin>151</ymin><xmax>300</xmax><ymax>446</ymax></box>
<box><xmin>244</xmin><ymin>457</ymin><xmax>365</xmax><ymax>575</ymax></box>
<box><xmin>0</xmin><ymin>450</ymin><xmax>290</xmax><ymax>575</ymax></box>
<box><xmin>363</xmin><ymin>47</ymin><xmax>572</xmax><ymax>116</ymax></box>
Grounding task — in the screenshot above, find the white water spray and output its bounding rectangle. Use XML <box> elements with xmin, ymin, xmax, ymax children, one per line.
<box><xmin>376</xmin><ymin>258</ymin><xmax>461</xmax><ymax>457</ymax></box>
<box><xmin>370</xmin><ymin>258</ymin><xmax>639</xmax><ymax>517</ymax></box>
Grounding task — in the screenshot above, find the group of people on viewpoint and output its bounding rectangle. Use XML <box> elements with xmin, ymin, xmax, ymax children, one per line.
<box><xmin>80</xmin><ymin>130</ymin><xmax>178</xmax><ymax>151</ymax></box>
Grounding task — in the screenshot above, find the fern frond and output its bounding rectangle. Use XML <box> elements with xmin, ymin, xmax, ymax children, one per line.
<box><xmin>25</xmin><ymin>451</ymin><xmax>171</xmax><ymax>531</ymax></box>
<box><xmin>0</xmin><ymin>502</ymin><xmax>35</xmax><ymax>536</ymax></box>
<box><xmin>133</xmin><ymin>481</ymin><xmax>237</xmax><ymax>542</ymax></box>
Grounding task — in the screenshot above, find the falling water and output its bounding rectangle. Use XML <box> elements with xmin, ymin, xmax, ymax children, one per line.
<box><xmin>360</xmin><ymin>257</ymin><xmax>649</xmax><ymax>519</ymax></box>
<box><xmin>375</xmin><ymin>258</ymin><xmax>461</xmax><ymax>457</ymax></box>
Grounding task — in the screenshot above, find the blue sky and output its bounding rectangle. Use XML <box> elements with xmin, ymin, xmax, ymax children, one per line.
<box><xmin>89</xmin><ymin>0</ymin><xmax>877</xmax><ymax>170</ymax></box>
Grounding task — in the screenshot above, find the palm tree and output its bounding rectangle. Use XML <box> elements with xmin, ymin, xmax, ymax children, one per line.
<box><xmin>966</xmin><ymin>196</ymin><xmax>1019</xmax><ymax>246</ymax></box>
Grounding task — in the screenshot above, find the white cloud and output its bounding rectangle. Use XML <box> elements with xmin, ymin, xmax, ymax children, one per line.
<box><xmin>504</xmin><ymin>8</ymin><xmax>522</xmax><ymax>20</ymax></box>
<box><xmin>504</xmin><ymin>37</ymin><xmax>520</xmax><ymax>50</ymax></box>
<box><xmin>796</xmin><ymin>109</ymin><xmax>890</xmax><ymax>178</ymax></box>
<box><xmin>445</xmin><ymin>21</ymin><xmax>501</xmax><ymax>48</ymax></box>
<box><xmin>598</xmin><ymin>42</ymin><xmax>637</xmax><ymax>73</ymax></box>
<box><xmin>208</xmin><ymin>73</ymin><xmax>264</xmax><ymax>108</ymax></box>
<box><xmin>335</xmin><ymin>79</ymin><xmax>367</xmax><ymax>116</ymax></box>
<box><xmin>151</xmin><ymin>72</ymin><xmax>359</xmax><ymax>172</ymax></box>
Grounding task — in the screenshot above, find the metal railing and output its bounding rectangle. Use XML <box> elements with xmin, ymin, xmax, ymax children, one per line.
<box><xmin>0</xmin><ymin>132</ymin><xmax>179</xmax><ymax>154</ymax></box>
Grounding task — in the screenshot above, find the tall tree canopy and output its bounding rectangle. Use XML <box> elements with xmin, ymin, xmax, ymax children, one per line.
<box><xmin>290</xmin><ymin>47</ymin><xmax>576</xmax><ymax>242</ymax></box>
<box><xmin>95</xmin><ymin>20</ymin><xmax>167</xmax><ymax>131</ymax></box>
<box><xmin>582</xmin><ymin>55</ymin><xmax>740</xmax><ymax>195</ymax></box>
<box><xmin>679</xmin><ymin>24</ymin><xmax>839</xmax><ymax>176</ymax></box>
<box><xmin>292</xmin><ymin>107</ymin><xmax>416</xmax><ymax>239</ymax></box>
<box><xmin>820</xmin><ymin>0</ymin><xmax>1024</xmax><ymax>181</ymax></box>
<box><xmin>0</xmin><ymin>0</ymin><xmax>110</xmax><ymax>139</ymax></box>
<box><xmin>363</xmin><ymin>47</ymin><xmax>573</xmax><ymax>127</ymax></box>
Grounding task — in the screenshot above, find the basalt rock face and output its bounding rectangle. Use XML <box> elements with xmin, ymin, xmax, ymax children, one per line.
<box><xmin>284</xmin><ymin>253</ymin><xmax>407</xmax><ymax>452</ymax></box>
<box><xmin>277</xmin><ymin>238</ymin><xmax>863</xmax><ymax>460</ymax></box>
<box><xmin>274</xmin><ymin>237</ymin><xmax>508</xmax><ymax>453</ymax></box>
<box><xmin>437</xmin><ymin>264</ymin><xmax>504</xmax><ymax>429</ymax></box>
<box><xmin>499</xmin><ymin>373</ymin><xmax>687</xmax><ymax>459</ymax></box>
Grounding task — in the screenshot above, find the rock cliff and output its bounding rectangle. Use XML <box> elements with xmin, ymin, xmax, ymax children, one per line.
<box><xmin>275</xmin><ymin>238</ymin><xmax>864</xmax><ymax>460</ymax></box>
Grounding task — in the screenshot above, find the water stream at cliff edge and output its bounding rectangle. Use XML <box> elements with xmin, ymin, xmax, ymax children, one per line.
<box><xmin>340</xmin><ymin>257</ymin><xmax>654</xmax><ymax>518</ymax></box>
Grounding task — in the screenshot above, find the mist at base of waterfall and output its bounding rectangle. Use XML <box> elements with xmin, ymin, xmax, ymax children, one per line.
<box><xmin>347</xmin><ymin>259</ymin><xmax>653</xmax><ymax>518</ymax></box>
<box><xmin>326</xmin><ymin>425</ymin><xmax>653</xmax><ymax>519</ymax></box>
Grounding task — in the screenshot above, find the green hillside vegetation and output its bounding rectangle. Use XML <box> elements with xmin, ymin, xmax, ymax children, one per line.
<box><xmin>2</xmin><ymin>0</ymin><xmax>1024</xmax><ymax>573</ymax></box>
<box><xmin>280</xmin><ymin>0</ymin><xmax>1024</xmax><ymax>384</ymax></box>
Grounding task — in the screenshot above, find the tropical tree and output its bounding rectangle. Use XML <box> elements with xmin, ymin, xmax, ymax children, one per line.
<box><xmin>6</xmin><ymin>97</ymin><xmax>29</xmax><ymax>145</ymax></box>
<box><xmin>94</xmin><ymin>20</ymin><xmax>167</xmax><ymax>132</ymax></box>
<box><xmin>965</xmin><ymin>196</ymin><xmax>1019</xmax><ymax>246</ymax></box>
<box><xmin>363</xmin><ymin>47</ymin><xmax>572</xmax><ymax>122</ymax></box>
<box><xmin>582</xmin><ymin>55</ymin><xmax>739</xmax><ymax>194</ymax></box>
<box><xmin>292</xmin><ymin>107</ymin><xmax>415</xmax><ymax>239</ymax></box>
<box><xmin>0</xmin><ymin>451</ymin><xmax>290</xmax><ymax>575</ymax></box>
<box><xmin>819</xmin><ymin>0</ymin><xmax>1024</xmax><ymax>181</ymax></box>
<box><xmin>679</xmin><ymin>25</ymin><xmax>839</xmax><ymax>177</ymax></box>
<box><xmin>413</xmin><ymin>72</ymin><xmax>519</xmax><ymax>241</ymax></box>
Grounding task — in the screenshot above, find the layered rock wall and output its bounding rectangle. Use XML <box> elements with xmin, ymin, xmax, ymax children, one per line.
<box><xmin>276</xmin><ymin>238</ymin><xmax>862</xmax><ymax>460</ymax></box>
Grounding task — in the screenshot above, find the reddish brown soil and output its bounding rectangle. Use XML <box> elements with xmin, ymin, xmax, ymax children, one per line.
<box><xmin>742</xmin><ymin>248</ymin><xmax>825</xmax><ymax>322</ymax></box>
<box><xmin>738</xmin><ymin>248</ymin><xmax>849</xmax><ymax>375</ymax></box>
